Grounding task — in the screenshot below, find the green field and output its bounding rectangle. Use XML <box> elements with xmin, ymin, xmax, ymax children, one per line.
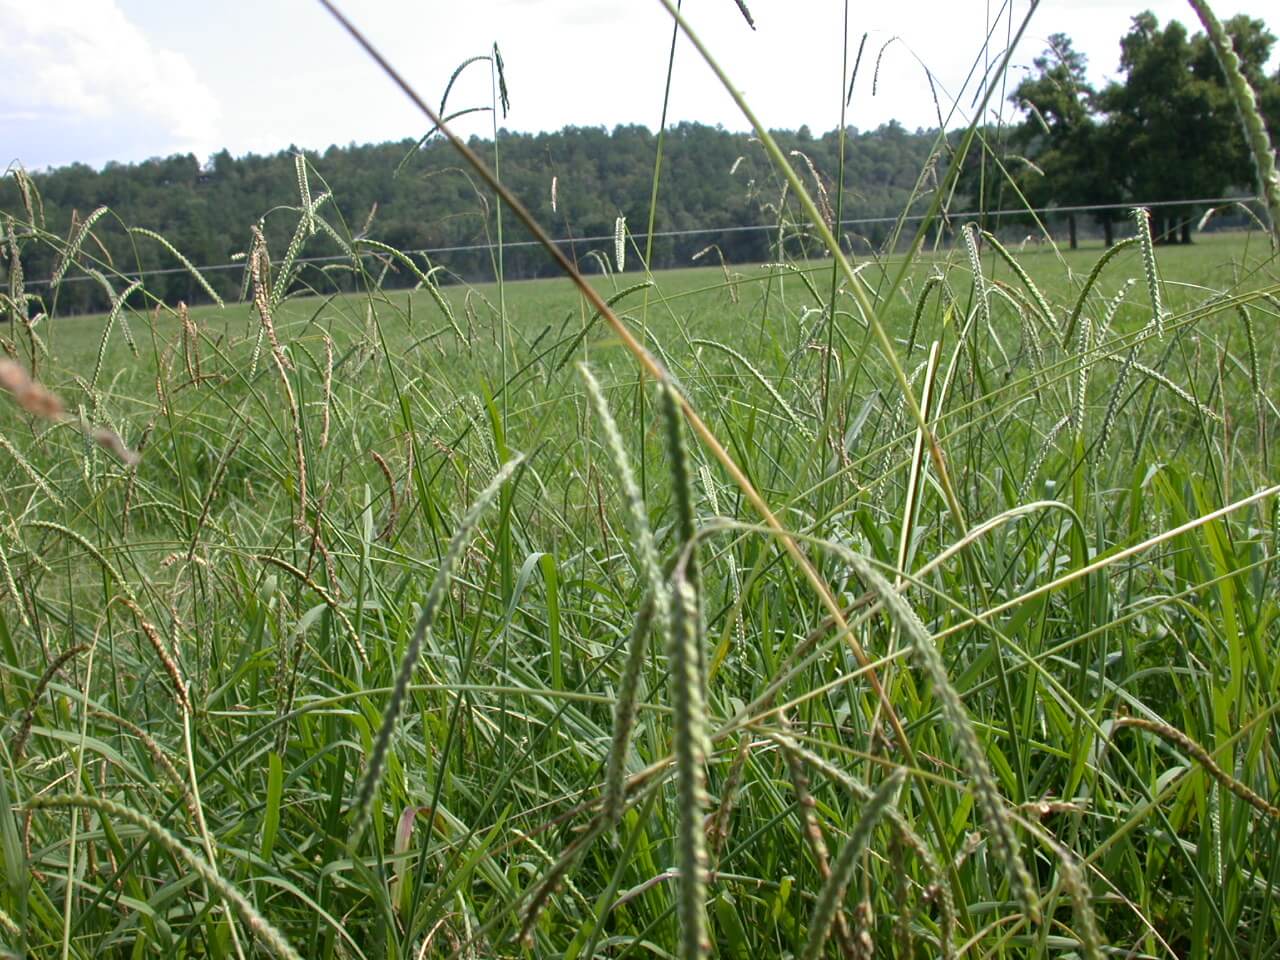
<box><xmin>4</xmin><ymin>177</ymin><xmax>1280</xmax><ymax>960</ymax></box>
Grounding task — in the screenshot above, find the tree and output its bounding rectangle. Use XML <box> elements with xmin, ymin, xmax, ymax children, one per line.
<box><xmin>1189</xmin><ymin>15</ymin><xmax>1280</xmax><ymax>204</ymax></box>
<box><xmin>1009</xmin><ymin>34</ymin><xmax>1121</xmax><ymax>248</ymax></box>
<box><xmin>1097</xmin><ymin>11</ymin><xmax>1276</xmax><ymax>243</ymax></box>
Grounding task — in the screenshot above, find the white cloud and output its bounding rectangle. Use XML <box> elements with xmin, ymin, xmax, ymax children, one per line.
<box><xmin>0</xmin><ymin>0</ymin><xmax>221</xmax><ymax>169</ymax></box>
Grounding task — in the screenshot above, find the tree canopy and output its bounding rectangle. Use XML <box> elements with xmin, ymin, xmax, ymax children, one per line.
<box><xmin>1002</xmin><ymin>11</ymin><xmax>1279</xmax><ymax>247</ymax></box>
<box><xmin>2</xmin><ymin>122</ymin><xmax>948</xmax><ymax>313</ymax></box>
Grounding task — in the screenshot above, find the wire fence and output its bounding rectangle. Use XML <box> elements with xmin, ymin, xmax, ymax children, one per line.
<box><xmin>15</xmin><ymin>194</ymin><xmax>1260</xmax><ymax>289</ymax></box>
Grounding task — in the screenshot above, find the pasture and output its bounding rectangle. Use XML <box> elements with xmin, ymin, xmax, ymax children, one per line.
<box><xmin>3</xmin><ymin>193</ymin><xmax>1279</xmax><ymax>960</ymax></box>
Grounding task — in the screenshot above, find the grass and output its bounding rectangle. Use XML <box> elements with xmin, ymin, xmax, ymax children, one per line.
<box><xmin>4</xmin><ymin>3</ymin><xmax>1280</xmax><ymax>957</ymax></box>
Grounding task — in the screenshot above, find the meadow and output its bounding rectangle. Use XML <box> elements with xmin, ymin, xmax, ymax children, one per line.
<box><xmin>3</xmin><ymin>4</ymin><xmax>1280</xmax><ymax>957</ymax></box>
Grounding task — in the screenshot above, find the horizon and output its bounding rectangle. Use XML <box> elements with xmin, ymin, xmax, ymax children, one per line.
<box><xmin>3</xmin><ymin>0</ymin><xmax>1276</xmax><ymax>175</ymax></box>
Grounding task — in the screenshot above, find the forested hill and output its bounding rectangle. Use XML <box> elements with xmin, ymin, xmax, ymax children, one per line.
<box><xmin>1</xmin><ymin>122</ymin><xmax>944</xmax><ymax>312</ymax></box>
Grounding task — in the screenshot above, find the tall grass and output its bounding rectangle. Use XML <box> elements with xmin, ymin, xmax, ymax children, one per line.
<box><xmin>1</xmin><ymin>1</ymin><xmax>1279</xmax><ymax>958</ymax></box>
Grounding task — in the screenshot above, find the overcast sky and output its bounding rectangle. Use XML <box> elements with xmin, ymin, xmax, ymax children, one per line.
<box><xmin>2</xmin><ymin>0</ymin><xmax>1277</xmax><ymax>172</ymax></box>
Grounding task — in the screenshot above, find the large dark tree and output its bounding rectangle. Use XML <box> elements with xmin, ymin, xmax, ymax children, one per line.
<box><xmin>1098</xmin><ymin>11</ymin><xmax>1277</xmax><ymax>243</ymax></box>
<box><xmin>1009</xmin><ymin>34</ymin><xmax>1123</xmax><ymax>247</ymax></box>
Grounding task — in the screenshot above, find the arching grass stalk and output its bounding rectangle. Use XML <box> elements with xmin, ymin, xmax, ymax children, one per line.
<box><xmin>653</xmin><ymin>0</ymin><xmax>1044</xmax><ymax>540</ymax></box>
<box><xmin>669</xmin><ymin>572</ymin><xmax>709</xmax><ymax>960</ymax></box>
<box><xmin>1062</xmin><ymin>237</ymin><xmax>1137</xmax><ymax>346</ymax></box>
<box><xmin>766</xmin><ymin>731</ymin><xmax>955</xmax><ymax>955</ymax></box>
<box><xmin>800</xmin><ymin>768</ymin><xmax>905</xmax><ymax>960</ymax></box>
<box><xmin>837</xmin><ymin>551</ymin><xmax>1040</xmax><ymax>924</ymax></box>
<box><xmin>636</xmin><ymin>0</ymin><xmax>684</xmax><ymax>492</ymax></box>
<box><xmin>1114</xmin><ymin>716</ymin><xmax>1280</xmax><ymax>820</ymax></box>
<box><xmin>349</xmin><ymin>456</ymin><xmax>523</xmax><ymax>844</ymax></box>
<box><xmin>980</xmin><ymin>230</ymin><xmax>1055</xmax><ymax>334</ymax></box>
<box><xmin>580</xmin><ymin>364</ymin><xmax>669</xmax><ymax>826</ymax></box>
<box><xmin>1186</xmin><ymin>0</ymin><xmax>1280</xmax><ymax>243</ymax></box>
<box><xmin>27</xmin><ymin>795</ymin><xmax>302</xmax><ymax>960</ymax></box>
<box><xmin>775</xmin><ymin>717</ymin><xmax>859</xmax><ymax>960</ymax></box>
<box><xmin>1132</xmin><ymin>208</ymin><xmax>1164</xmax><ymax>338</ymax></box>
<box><xmin>823</xmin><ymin>14</ymin><xmax>866</xmax><ymax>421</ymax></box>
<box><xmin>661</xmin><ymin>383</ymin><xmax>703</xmax><ymax>683</ymax></box>
<box><xmin>690</xmin><ymin>338</ymin><xmax>814</xmax><ymax>442</ymax></box>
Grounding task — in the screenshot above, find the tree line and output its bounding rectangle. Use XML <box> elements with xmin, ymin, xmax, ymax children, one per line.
<box><xmin>1</xmin><ymin>10</ymin><xmax>1275</xmax><ymax>313</ymax></box>
<box><xmin>3</xmin><ymin>121</ymin><xmax>942</xmax><ymax>313</ymax></box>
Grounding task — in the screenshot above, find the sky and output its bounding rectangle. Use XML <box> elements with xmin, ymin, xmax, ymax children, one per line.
<box><xmin>2</xmin><ymin>0</ymin><xmax>1277</xmax><ymax>172</ymax></box>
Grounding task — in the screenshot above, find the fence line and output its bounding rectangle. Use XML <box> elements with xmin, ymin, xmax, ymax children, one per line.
<box><xmin>15</xmin><ymin>194</ymin><xmax>1259</xmax><ymax>289</ymax></box>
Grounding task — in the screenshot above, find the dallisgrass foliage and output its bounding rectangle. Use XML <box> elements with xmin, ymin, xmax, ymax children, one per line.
<box><xmin>3</xmin><ymin>2</ymin><xmax>1280</xmax><ymax>957</ymax></box>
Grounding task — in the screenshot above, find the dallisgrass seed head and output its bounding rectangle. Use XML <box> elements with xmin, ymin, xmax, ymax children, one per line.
<box><xmin>669</xmin><ymin>574</ymin><xmax>710</xmax><ymax>960</ymax></box>
<box><xmin>962</xmin><ymin>223</ymin><xmax>990</xmax><ymax>336</ymax></box>
<box><xmin>580</xmin><ymin>364</ymin><xmax>671</xmax><ymax>825</ymax></box>
<box><xmin>518</xmin><ymin>817</ymin><xmax>607</xmax><ymax>946</ymax></box>
<box><xmin>698</xmin><ymin>463</ymin><xmax>746</xmax><ymax>652</ymax></box>
<box><xmin>257</xmin><ymin>553</ymin><xmax>369</xmax><ymax>669</ymax></box>
<box><xmin>1187</xmin><ymin>0</ymin><xmax>1280</xmax><ymax>242</ymax></box>
<box><xmin>981</xmin><ymin>230</ymin><xmax>1055</xmax><ymax>330</ymax></box>
<box><xmin>1056</xmin><ymin>848</ymin><xmax>1105</xmax><ymax>960</ymax></box>
<box><xmin>93</xmin><ymin>708</ymin><xmax>198</xmax><ymax>822</ymax></box>
<box><xmin>25</xmin><ymin>794</ymin><xmax>303</xmax><ymax>960</ymax></box>
<box><xmin>129</xmin><ymin>228</ymin><xmax>225</xmax><ymax>307</ymax></box>
<box><xmin>51</xmin><ymin>205</ymin><xmax>108</xmax><ymax>288</ymax></box>
<box><xmin>12</xmin><ymin>643</ymin><xmax>87</xmax><ymax>761</ymax></box>
<box><xmin>775</xmin><ymin>717</ymin><xmax>860</xmax><ymax>960</ymax></box>
<box><xmin>320</xmin><ymin>333</ymin><xmax>334</xmax><ymax>450</ymax></box>
<box><xmin>113</xmin><ymin>594</ymin><xmax>191</xmax><ymax>713</ymax></box>
<box><xmin>706</xmin><ymin>730</ymin><xmax>751</xmax><ymax>864</ymax></box>
<box><xmin>1018</xmin><ymin>301</ymin><xmax>1047</xmax><ymax>397</ymax></box>
<box><xmin>0</xmin><ymin>429</ymin><xmax>61</xmax><ymax>505</ymax></box>
<box><xmin>1132</xmin><ymin>207</ymin><xmax>1165</xmax><ymax>338</ymax></box>
<box><xmin>1113</xmin><ymin>716</ymin><xmax>1280</xmax><ymax>821</ymax></box>
<box><xmin>1096</xmin><ymin>341</ymin><xmax>1139</xmax><ymax>462</ymax></box>
<box><xmin>370</xmin><ymin>449</ymin><xmax>399</xmax><ymax>541</ymax></box>
<box><xmin>1237</xmin><ymin>304</ymin><xmax>1268</xmax><ymax>468</ymax></box>
<box><xmin>838</xmin><ymin>549</ymin><xmax>1040</xmax><ymax>925</ymax></box>
<box><xmin>1114</xmin><ymin>355</ymin><xmax>1222</xmax><ymax>423</ymax></box>
<box><xmin>789</xmin><ymin>150</ymin><xmax>833</xmax><ymax>228</ymax></box>
<box><xmin>294</xmin><ymin>153</ymin><xmax>316</xmax><ymax>237</ymax></box>
<box><xmin>274</xmin><ymin>192</ymin><xmax>330</xmax><ymax>309</ymax></box>
<box><xmin>1019</xmin><ymin>414</ymin><xmax>1071</xmax><ymax>503</ymax></box>
<box><xmin>1073</xmin><ymin>314</ymin><xmax>1091</xmax><ymax>439</ymax></box>
<box><xmin>350</xmin><ymin>456</ymin><xmax>522</xmax><ymax>843</ymax></box>
<box><xmin>800</xmin><ymin>768</ymin><xmax>905</xmax><ymax>960</ymax></box>
<box><xmin>907</xmin><ymin>272</ymin><xmax>945</xmax><ymax>358</ymax></box>
<box><xmin>5</xmin><ymin>220</ymin><xmax>24</xmax><ymax>323</ymax></box>
<box><xmin>691</xmin><ymin>339</ymin><xmax>813</xmax><ymax>442</ymax></box>
<box><xmin>249</xmin><ymin>225</ymin><xmax>290</xmax><ymax>370</ymax></box>
<box><xmin>1063</xmin><ymin>236</ymin><xmax>1137</xmax><ymax>346</ymax></box>
<box><xmin>1094</xmin><ymin>278</ymin><xmax>1135</xmax><ymax>345</ymax></box>
<box><xmin>0</xmin><ymin>904</ymin><xmax>18</xmax><ymax>940</ymax></box>
<box><xmin>0</xmin><ymin>535</ymin><xmax>25</xmax><ymax>629</ymax></box>
<box><xmin>660</xmin><ymin>383</ymin><xmax>704</xmax><ymax>677</ymax></box>
<box><xmin>777</xmin><ymin>716</ymin><xmax>834</xmax><ymax>873</ymax></box>
<box><xmin>580</xmin><ymin>366</ymin><xmax>664</xmax><ymax>592</ymax></box>
<box><xmin>766</xmin><ymin>730</ymin><xmax>956</xmax><ymax>956</ymax></box>
<box><xmin>9</xmin><ymin>166</ymin><xmax>42</xmax><ymax>228</ymax></box>
<box><xmin>601</xmin><ymin>589</ymin><xmax>659</xmax><ymax>826</ymax></box>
